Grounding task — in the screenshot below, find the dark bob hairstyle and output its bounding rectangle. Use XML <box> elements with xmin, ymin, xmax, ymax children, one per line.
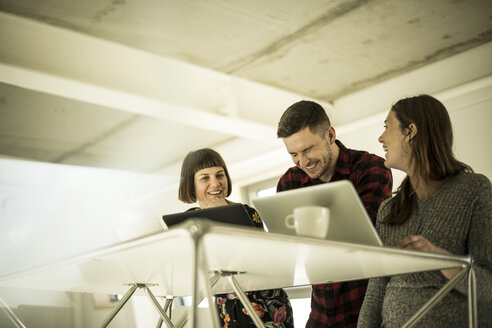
<box><xmin>178</xmin><ymin>148</ymin><xmax>232</xmax><ymax>203</ymax></box>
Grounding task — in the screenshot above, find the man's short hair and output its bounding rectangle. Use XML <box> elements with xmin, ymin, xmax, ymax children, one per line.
<box><xmin>277</xmin><ymin>100</ymin><xmax>331</xmax><ymax>138</ymax></box>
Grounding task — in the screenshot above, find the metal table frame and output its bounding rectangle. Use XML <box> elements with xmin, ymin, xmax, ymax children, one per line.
<box><xmin>0</xmin><ymin>219</ymin><xmax>477</xmax><ymax>328</ymax></box>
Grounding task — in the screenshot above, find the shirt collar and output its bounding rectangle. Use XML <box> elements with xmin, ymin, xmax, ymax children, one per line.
<box><xmin>333</xmin><ymin>139</ymin><xmax>351</xmax><ymax>178</ymax></box>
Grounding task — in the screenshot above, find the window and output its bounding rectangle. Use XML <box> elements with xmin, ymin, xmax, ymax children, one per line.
<box><xmin>241</xmin><ymin>176</ymin><xmax>279</xmax><ymax>205</ymax></box>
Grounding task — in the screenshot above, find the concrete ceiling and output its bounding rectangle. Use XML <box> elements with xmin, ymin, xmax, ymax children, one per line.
<box><xmin>0</xmin><ymin>0</ymin><xmax>491</xmax><ymax>184</ymax></box>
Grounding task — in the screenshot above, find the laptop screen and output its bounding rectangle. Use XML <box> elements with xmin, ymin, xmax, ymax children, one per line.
<box><xmin>252</xmin><ymin>180</ymin><xmax>382</xmax><ymax>246</ymax></box>
<box><xmin>161</xmin><ymin>203</ymin><xmax>257</xmax><ymax>230</ymax></box>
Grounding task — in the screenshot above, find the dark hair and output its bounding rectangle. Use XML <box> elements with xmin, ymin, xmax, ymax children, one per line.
<box><xmin>277</xmin><ymin>100</ymin><xmax>331</xmax><ymax>138</ymax></box>
<box><xmin>178</xmin><ymin>148</ymin><xmax>232</xmax><ymax>203</ymax></box>
<box><xmin>383</xmin><ymin>94</ymin><xmax>473</xmax><ymax>224</ymax></box>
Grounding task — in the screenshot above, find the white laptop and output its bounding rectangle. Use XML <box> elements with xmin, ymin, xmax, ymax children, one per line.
<box><xmin>252</xmin><ymin>180</ymin><xmax>383</xmax><ymax>246</ymax></box>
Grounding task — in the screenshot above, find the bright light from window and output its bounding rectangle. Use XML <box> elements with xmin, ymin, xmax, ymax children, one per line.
<box><xmin>257</xmin><ymin>186</ymin><xmax>276</xmax><ymax>198</ymax></box>
<box><xmin>291</xmin><ymin>298</ymin><xmax>311</xmax><ymax>327</ymax></box>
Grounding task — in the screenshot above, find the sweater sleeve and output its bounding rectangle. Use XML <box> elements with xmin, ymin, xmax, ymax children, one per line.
<box><xmin>358</xmin><ymin>206</ymin><xmax>390</xmax><ymax>327</ymax></box>
<box><xmin>357</xmin><ymin>275</ymin><xmax>388</xmax><ymax>327</ymax></box>
<box><xmin>453</xmin><ymin>175</ymin><xmax>492</xmax><ymax>299</ymax></box>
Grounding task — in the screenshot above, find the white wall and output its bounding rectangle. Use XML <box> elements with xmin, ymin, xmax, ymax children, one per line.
<box><xmin>337</xmin><ymin>79</ymin><xmax>492</xmax><ymax>192</ymax></box>
<box><xmin>449</xmin><ymin>92</ymin><xmax>492</xmax><ymax>179</ymax></box>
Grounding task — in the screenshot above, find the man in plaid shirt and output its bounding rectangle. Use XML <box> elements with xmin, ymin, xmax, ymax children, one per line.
<box><xmin>276</xmin><ymin>100</ymin><xmax>393</xmax><ymax>328</ymax></box>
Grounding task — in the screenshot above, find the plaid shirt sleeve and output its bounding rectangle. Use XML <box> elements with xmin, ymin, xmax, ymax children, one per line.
<box><xmin>276</xmin><ymin>150</ymin><xmax>392</xmax><ymax>328</ymax></box>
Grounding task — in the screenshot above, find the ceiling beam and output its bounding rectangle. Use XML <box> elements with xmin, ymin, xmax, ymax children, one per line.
<box><xmin>0</xmin><ymin>11</ymin><xmax>322</xmax><ymax>141</ymax></box>
<box><xmin>0</xmin><ymin>63</ymin><xmax>277</xmax><ymax>140</ymax></box>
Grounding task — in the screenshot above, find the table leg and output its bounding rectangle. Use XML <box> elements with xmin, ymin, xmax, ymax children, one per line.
<box><xmin>174</xmin><ymin>271</ymin><xmax>222</xmax><ymax>328</ymax></box>
<box><xmin>100</xmin><ymin>283</ymin><xmax>139</xmax><ymax>328</ymax></box>
<box><xmin>0</xmin><ymin>296</ymin><xmax>26</xmax><ymax>328</ymax></box>
<box><xmin>401</xmin><ymin>267</ymin><xmax>468</xmax><ymax>328</ymax></box>
<box><xmin>145</xmin><ymin>287</ymin><xmax>174</xmax><ymax>328</ymax></box>
<box><xmin>227</xmin><ymin>274</ymin><xmax>264</xmax><ymax>328</ymax></box>
<box><xmin>155</xmin><ymin>298</ymin><xmax>173</xmax><ymax>328</ymax></box>
<box><xmin>467</xmin><ymin>267</ymin><xmax>477</xmax><ymax>328</ymax></box>
<box><xmin>198</xmin><ymin>251</ymin><xmax>221</xmax><ymax>328</ymax></box>
<box><xmin>189</xmin><ymin>232</ymin><xmax>200</xmax><ymax>328</ymax></box>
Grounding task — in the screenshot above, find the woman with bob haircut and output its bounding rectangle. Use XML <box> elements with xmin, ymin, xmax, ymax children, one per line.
<box><xmin>358</xmin><ymin>95</ymin><xmax>492</xmax><ymax>327</ymax></box>
<box><xmin>178</xmin><ymin>148</ymin><xmax>294</xmax><ymax>328</ymax></box>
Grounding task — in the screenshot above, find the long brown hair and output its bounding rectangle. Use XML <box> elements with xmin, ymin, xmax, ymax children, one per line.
<box><xmin>383</xmin><ymin>95</ymin><xmax>473</xmax><ymax>224</ymax></box>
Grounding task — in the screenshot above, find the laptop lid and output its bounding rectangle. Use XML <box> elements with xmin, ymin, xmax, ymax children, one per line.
<box><xmin>252</xmin><ymin>180</ymin><xmax>382</xmax><ymax>246</ymax></box>
<box><xmin>161</xmin><ymin>203</ymin><xmax>257</xmax><ymax>230</ymax></box>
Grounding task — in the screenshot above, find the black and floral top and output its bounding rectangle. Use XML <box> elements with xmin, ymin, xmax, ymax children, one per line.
<box><xmin>188</xmin><ymin>204</ymin><xmax>294</xmax><ymax>328</ymax></box>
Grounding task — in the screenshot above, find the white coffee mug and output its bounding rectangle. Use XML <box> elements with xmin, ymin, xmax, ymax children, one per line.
<box><xmin>285</xmin><ymin>205</ymin><xmax>330</xmax><ymax>238</ymax></box>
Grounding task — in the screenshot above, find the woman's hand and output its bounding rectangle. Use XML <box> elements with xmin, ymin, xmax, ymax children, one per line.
<box><xmin>396</xmin><ymin>235</ymin><xmax>460</xmax><ymax>279</ymax></box>
<box><xmin>396</xmin><ymin>235</ymin><xmax>446</xmax><ymax>254</ymax></box>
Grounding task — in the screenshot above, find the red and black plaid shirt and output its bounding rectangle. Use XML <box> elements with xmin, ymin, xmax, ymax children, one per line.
<box><xmin>277</xmin><ymin>140</ymin><xmax>392</xmax><ymax>328</ymax></box>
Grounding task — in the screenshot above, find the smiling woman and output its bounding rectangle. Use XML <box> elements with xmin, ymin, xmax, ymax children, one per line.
<box><xmin>178</xmin><ymin>148</ymin><xmax>232</xmax><ymax>206</ymax></box>
<box><xmin>378</xmin><ymin>110</ymin><xmax>412</xmax><ymax>172</ymax></box>
<box><xmin>358</xmin><ymin>95</ymin><xmax>492</xmax><ymax>327</ymax></box>
<box><xmin>177</xmin><ymin>148</ymin><xmax>294</xmax><ymax>328</ymax></box>
<box><xmin>193</xmin><ymin>166</ymin><xmax>229</xmax><ymax>208</ymax></box>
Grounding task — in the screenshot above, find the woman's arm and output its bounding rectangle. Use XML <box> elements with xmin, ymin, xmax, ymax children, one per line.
<box><xmin>358</xmin><ymin>276</ymin><xmax>388</xmax><ymax>328</ymax></box>
<box><xmin>455</xmin><ymin>175</ymin><xmax>492</xmax><ymax>298</ymax></box>
<box><xmin>396</xmin><ymin>175</ymin><xmax>492</xmax><ymax>298</ymax></box>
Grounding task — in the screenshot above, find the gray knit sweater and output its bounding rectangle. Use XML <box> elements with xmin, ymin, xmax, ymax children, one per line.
<box><xmin>358</xmin><ymin>171</ymin><xmax>492</xmax><ymax>328</ymax></box>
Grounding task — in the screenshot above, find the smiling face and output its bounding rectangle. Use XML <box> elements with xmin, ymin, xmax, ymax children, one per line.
<box><xmin>194</xmin><ymin>166</ymin><xmax>229</xmax><ymax>208</ymax></box>
<box><xmin>282</xmin><ymin>126</ymin><xmax>336</xmax><ymax>182</ymax></box>
<box><xmin>378</xmin><ymin>110</ymin><xmax>412</xmax><ymax>172</ymax></box>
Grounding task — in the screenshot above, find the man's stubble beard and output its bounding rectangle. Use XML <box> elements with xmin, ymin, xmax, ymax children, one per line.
<box><xmin>311</xmin><ymin>141</ymin><xmax>333</xmax><ymax>181</ymax></box>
